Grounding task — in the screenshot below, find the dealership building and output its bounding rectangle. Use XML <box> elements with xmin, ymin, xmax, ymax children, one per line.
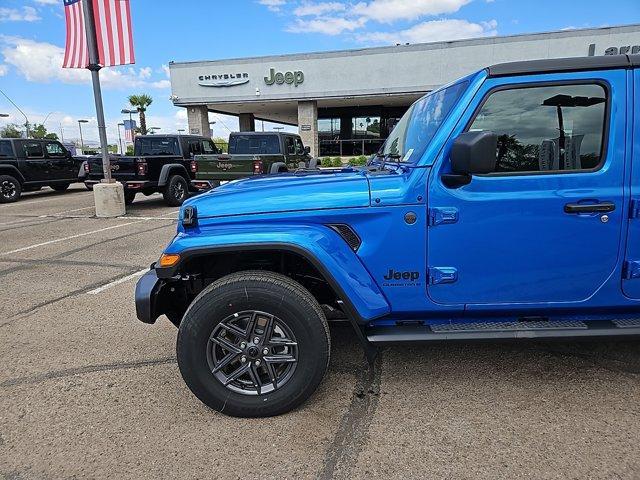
<box><xmin>169</xmin><ymin>24</ymin><xmax>640</xmax><ymax>157</ymax></box>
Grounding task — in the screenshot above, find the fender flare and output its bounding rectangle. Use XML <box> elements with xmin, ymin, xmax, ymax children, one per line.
<box><xmin>158</xmin><ymin>164</ymin><xmax>190</xmax><ymax>187</ymax></box>
<box><xmin>0</xmin><ymin>165</ymin><xmax>25</xmax><ymax>184</ymax></box>
<box><xmin>157</xmin><ymin>228</ymin><xmax>391</xmax><ymax>324</ymax></box>
<box><xmin>269</xmin><ymin>162</ymin><xmax>287</xmax><ymax>174</ymax></box>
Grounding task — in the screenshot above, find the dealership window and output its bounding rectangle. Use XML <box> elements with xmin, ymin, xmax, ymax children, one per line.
<box><xmin>318</xmin><ymin>118</ymin><xmax>341</xmax><ymax>140</ymax></box>
<box><xmin>352</xmin><ymin>117</ymin><xmax>380</xmax><ymax>139</ymax></box>
<box><xmin>229</xmin><ymin>134</ymin><xmax>280</xmax><ymax>155</ymax></box>
<box><xmin>469</xmin><ymin>83</ymin><xmax>607</xmax><ymax>173</ymax></box>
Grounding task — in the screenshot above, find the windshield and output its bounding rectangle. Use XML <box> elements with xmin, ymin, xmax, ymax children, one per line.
<box><xmin>380</xmin><ymin>80</ymin><xmax>469</xmax><ymax>163</ymax></box>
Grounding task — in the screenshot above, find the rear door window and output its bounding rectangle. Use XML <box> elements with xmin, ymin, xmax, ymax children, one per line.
<box><xmin>0</xmin><ymin>141</ymin><xmax>13</xmax><ymax>157</ymax></box>
<box><xmin>229</xmin><ymin>135</ymin><xmax>280</xmax><ymax>155</ymax></box>
<box><xmin>285</xmin><ymin>137</ymin><xmax>296</xmax><ymax>155</ymax></box>
<box><xmin>23</xmin><ymin>142</ymin><xmax>44</xmax><ymax>158</ymax></box>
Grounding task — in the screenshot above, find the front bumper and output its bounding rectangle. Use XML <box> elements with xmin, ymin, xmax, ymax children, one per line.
<box><xmin>135</xmin><ymin>268</ymin><xmax>164</xmax><ymax>324</ymax></box>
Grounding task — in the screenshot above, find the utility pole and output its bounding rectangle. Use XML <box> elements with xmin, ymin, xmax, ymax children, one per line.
<box><xmin>81</xmin><ymin>0</ymin><xmax>112</xmax><ymax>182</ymax></box>
<box><xmin>0</xmin><ymin>88</ymin><xmax>30</xmax><ymax>138</ymax></box>
<box><xmin>117</xmin><ymin>123</ymin><xmax>124</xmax><ymax>155</ymax></box>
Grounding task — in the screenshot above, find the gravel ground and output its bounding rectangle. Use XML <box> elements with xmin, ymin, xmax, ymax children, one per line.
<box><xmin>0</xmin><ymin>185</ymin><xmax>639</xmax><ymax>479</ymax></box>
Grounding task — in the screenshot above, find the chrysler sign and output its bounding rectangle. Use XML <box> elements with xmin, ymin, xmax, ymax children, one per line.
<box><xmin>198</xmin><ymin>72</ymin><xmax>249</xmax><ymax>87</ymax></box>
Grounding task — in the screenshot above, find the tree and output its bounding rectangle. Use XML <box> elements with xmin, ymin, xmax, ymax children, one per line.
<box><xmin>31</xmin><ymin>123</ymin><xmax>59</xmax><ymax>140</ymax></box>
<box><xmin>128</xmin><ymin>94</ymin><xmax>153</xmax><ymax>135</ymax></box>
<box><xmin>0</xmin><ymin>123</ymin><xmax>22</xmax><ymax>138</ymax></box>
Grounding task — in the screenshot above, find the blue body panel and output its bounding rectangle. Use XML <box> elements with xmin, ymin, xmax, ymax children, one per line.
<box><xmin>161</xmin><ymin>64</ymin><xmax>640</xmax><ymax>327</ymax></box>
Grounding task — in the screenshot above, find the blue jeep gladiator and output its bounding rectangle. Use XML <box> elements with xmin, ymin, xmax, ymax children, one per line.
<box><xmin>136</xmin><ymin>54</ymin><xmax>640</xmax><ymax>417</ymax></box>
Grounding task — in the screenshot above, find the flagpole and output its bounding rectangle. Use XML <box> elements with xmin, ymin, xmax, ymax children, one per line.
<box><xmin>81</xmin><ymin>0</ymin><xmax>112</xmax><ymax>183</ymax></box>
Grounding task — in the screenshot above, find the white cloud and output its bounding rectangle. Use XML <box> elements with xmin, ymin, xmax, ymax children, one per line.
<box><xmin>0</xmin><ymin>36</ymin><xmax>171</xmax><ymax>90</ymax></box>
<box><xmin>0</xmin><ymin>6</ymin><xmax>41</xmax><ymax>22</ymax></box>
<box><xmin>288</xmin><ymin>15</ymin><xmax>367</xmax><ymax>35</ymax></box>
<box><xmin>353</xmin><ymin>0</ymin><xmax>471</xmax><ymax>23</ymax></box>
<box><xmin>359</xmin><ymin>18</ymin><xmax>497</xmax><ymax>44</ymax></box>
<box><xmin>258</xmin><ymin>0</ymin><xmax>286</xmax><ymax>11</ymax></box>
<box><xmin>0</xmin><ymin>64</ymin><xmax>7</xmax><ymax>76</ymax></box>
<box><xmin>294</xmin><ymin>2</ymin><xmax>346</xmax><ymax>16</ymax></box>
<box><xmin>34</xmin><ymin>0</ymin><xmax>59</xmax><ymax>4</ymax></box>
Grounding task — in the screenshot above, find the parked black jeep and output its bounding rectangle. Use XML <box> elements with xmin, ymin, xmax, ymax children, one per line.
<box><xmin>0</xmin><ymin>138</ymin><xmax>80</xmax><ymax>203</ymax></box>
<box><xmin>85</xmin><ymin>135</ymin><xmax>220</xmax><ymax>206</ymax></box>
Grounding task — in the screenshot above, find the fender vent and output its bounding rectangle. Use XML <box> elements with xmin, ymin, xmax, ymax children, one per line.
<box><xmin>328</xmin><ymin>224</ymin><xmax>361</xmax><ymax>251</ymax></box>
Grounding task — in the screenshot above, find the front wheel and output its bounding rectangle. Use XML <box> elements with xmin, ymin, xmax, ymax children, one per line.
<box><xmin>0</xmin><ymin>175</ymin><xmax>21</xmax><ymax>203</ymax></box>
<box><xmin>124</xmin><ymin>191</ymin><xmax>136</xmax><ymax>205</ymax></box>
<box><xmin>177</xmin><ymin>271</ymin><xmax>330</xmax><ymax>417</ymax></box>
<box><xmin>163</xmin><ymin>175</ymin><xmax>189</xmax><ymax>207</ymax></box>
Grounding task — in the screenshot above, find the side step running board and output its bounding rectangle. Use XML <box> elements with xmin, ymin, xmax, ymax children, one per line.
<box><xmin>367</xmin><ymin>320</ymin><xmax>640</xmax><ymax>345</ymax></box>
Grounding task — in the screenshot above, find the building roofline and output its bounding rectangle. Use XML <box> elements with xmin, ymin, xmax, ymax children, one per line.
<box><xmin>169</xmin><ymin>24</ymin><xmax>640</xmax><ymax>68</ymax></box>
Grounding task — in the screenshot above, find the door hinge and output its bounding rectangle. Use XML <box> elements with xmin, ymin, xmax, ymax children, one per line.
<box><xmin>630</xmin><ymin>199</ymin><xmax>640</xmax><ymax>219</ymax></box>
<box><xmin>623</xmin><ymin>260</ymin><xmax>640</xmax><ymax>280</ymax></box>
<box><xmin>428</xmin><ymin>266</ymin><xmax>458</xmax><ymax>285</ymax></box>
<box><xmin>428</xmin><ymin>207</ymin><xmax>459</xmax><ymax>226</ymax></box>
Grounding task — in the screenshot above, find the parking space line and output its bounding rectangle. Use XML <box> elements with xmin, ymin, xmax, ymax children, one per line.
<box><xmin>86</xmin><ymin>268</ymin><xmax>149</xmax><ymax>295</ymax></box>
<box><xmin>51</xmin><ymin>205</ymin><xmax>96</xmax><ymax>216</ymax></box>
<box><xmin>0</xmin><ymin>221</ymin><xmax>141</xmax><ymax>255</ymax></box>
<box><xmin>0</xmin><ymin>193</ymin><xmax>92</xmax><ymax>209</ymax></box>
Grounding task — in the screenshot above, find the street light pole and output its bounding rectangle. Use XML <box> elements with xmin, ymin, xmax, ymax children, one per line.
<box><xmin>0</xmin><ymin>88</ymin><xmax>30</xmax><ymax>138</ymax></box>
<box><xmin>78</xmin><ymin>119</ymin><xmax>88</xmax><ymax>154</ymax></box>
<box><xmin>117</xmin><ymin>123</ymin><xmax>124</xmax><ymax>155</ymax></box>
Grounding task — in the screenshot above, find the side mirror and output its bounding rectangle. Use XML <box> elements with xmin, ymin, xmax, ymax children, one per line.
<box><xmin>450</xmin><ymin>131</ymin><xmax>497</xmax><ymax>175</ymax></box>
<box><xmin>304</xmin><ymin>146</ymin><xmax>311</xmax><ymax>154</ymax></box>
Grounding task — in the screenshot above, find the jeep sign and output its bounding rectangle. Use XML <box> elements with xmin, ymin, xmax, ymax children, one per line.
<box><xmin>264</xmin><ymin>68</ymin><xmax>304</xmax><ymax>87</ymax></box>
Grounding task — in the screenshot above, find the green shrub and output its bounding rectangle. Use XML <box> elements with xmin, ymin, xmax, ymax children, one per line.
<box><xmin>350</xmin><ymin>155</ymin><xmax>368</xmax><ymax>166</ymax></box>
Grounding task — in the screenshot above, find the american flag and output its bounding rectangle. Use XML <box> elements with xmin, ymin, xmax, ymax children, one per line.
<box><xmin>62</xmin><ymin>0</ymin><xmax>135</xmax><ymax>69</ymax></box>
<box><xmin>124</xmin><ymin>119</ymin><xmax>136</xmax><ymax>142</ymax></box>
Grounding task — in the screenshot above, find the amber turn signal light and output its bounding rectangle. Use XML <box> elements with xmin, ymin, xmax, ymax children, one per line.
<box><xmin>158</xmin><ymin>253</ymin><xmax>180</xmax><ymax>267</ymax></box>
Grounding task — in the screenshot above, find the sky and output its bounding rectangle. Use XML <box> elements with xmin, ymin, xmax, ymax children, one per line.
<box><xmin>0</xmin><ymin>0</ymin><xmax>638</xmax><ymax>145</ymax></box>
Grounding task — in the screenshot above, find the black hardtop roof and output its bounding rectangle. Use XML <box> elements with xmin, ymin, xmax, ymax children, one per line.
<box><xmin>229</xmin><ymin>131</ymin><xmax>299</xmax><ymax>137</ymax></box>
<box><xmin>488</xmin><ymin>54</ymin><xmax>640</xmax><ymax>77</ymax></box>
<box><xmin>135</xmin><ymin>134</ymin><xmax>208</xmax><ymax>140</ymax></box>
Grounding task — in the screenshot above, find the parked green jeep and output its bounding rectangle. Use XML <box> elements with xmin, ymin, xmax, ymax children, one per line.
<box><xmin>191</xmin><ymin>132</ymin><xmax>318</xmax><ymax>190</ymax></box>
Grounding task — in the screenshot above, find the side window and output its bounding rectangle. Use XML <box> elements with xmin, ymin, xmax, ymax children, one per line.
<box><xmin>23</xmin><ymin>142</ymin><xmax>44</xmax><ymax>158</ymax></box>
<box><xmin>202</xmin><ymin>140</ymin><xmax>219</xmax><ymax>154</ymax></box>
<box><xmin>295</xmin><ymin>138</ymin><xmax>305</xmax><ymax>155</ymax></box>
<box><xmin>188</xmin><ymin>140</ymin><xmax>202</xmax><ymax>156</ymax></box>
<box><xmin>285</xmin><ymin>137</ymin><xmax>295</xmax><ymax>155</ymax></box>
<box><xmin>45</xmin><ymin>142</ymin><xmax>66</xmax><ymax>157</ymax></box>
<box><xmin>0</xmin><ymin>141</ymin><xmax>13</xmax><ymax>157</ymax></box>
<box><xmin>469</xmin><ymin>83</ymin><xmax>607</xmax><ymax>173</ymax></box>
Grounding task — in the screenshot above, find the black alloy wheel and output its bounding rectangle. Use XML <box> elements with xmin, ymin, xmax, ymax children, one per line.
<box><xmin>207</xmin><ymin>310</ymin><xmax>298</xmax><ymax>396</ymax></box>
<box><xmin>0</xmin><ymin>175</ymin><xmax>21</xmax><ymax>203</ymax></box>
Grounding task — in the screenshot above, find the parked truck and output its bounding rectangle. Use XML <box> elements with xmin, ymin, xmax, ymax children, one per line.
<box><xmin>136</xmin><ymin>54</ymin><xmax>640</xmax><ymax>417</ymax></box>
<box><xmin>0</xmin><ymin>138</ymin><xmax>82</xmax><ymax>203</ymax></box>
<box><xmin>190</xmin><ymin>131</ymin><xmax>316</xmax><ymax>191</ymax></box>
<box><xmin>85</xmin><ymin>134</ymin><xmax>220</xmax><ymax>206</ymax></box>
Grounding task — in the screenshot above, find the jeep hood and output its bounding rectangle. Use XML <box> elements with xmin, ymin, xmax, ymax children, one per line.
<box><xmin>185</xmin><ymin>171</ymin><xmax>371</xmax><ymax>218</ymax></box>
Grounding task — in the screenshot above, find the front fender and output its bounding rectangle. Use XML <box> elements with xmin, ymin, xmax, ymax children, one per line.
<box><xmin>160</xmin><ymin>223</ymin><xmax>390</xmax><ymax>323</ymax></box>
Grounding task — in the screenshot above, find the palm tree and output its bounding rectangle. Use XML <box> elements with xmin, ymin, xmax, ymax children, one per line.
<box><xmin>128</xmin><ymin>94</ymin><xmax>153</xmax><ymax>135</ymax></box>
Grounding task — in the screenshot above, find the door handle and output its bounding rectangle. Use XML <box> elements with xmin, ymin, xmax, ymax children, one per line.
<box><xmin>564</xmin><ymin>201</ymin><xmax>615</xmax><ymax>214</ymax></box>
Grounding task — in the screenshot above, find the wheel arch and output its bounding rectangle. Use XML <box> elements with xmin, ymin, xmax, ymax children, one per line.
<box><xmin>158</xmin><ymin>163</ymin><xmax>190</xmax><ymax>186</ymax></box>
<box><xmin>0</xmin><ymin>165</ymin><xmax>25</xmax><ymax>184</ymax></box>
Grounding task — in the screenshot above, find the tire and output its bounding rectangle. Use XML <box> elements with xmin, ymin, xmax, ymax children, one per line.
<box><xmin>51</xmin><ymin>183</ymin><xmax>71</xmax><ymax>192</ymax></box>
<box><xmin>177</xmin><ymin>271</ymin><xmax>330</xmax><ymax>417</ymax></box>
<box><xmin>124</xmin><ymin>191</ymin><xmax>136</xmax><ymax>205</ymax></box>
<box><xmin>0</xmin><ymin>175</ymin><xmax>21</xmax><ymax>203</ymax></box>
<box><xmin>163</xmin><ymin>175</ymin><xmax>189</xmax><ymax>207</ymax></box>
<box><xmin>85</xmin><ymin>183</ymin><xmax>94</xmax><ymax>191</ymax></box>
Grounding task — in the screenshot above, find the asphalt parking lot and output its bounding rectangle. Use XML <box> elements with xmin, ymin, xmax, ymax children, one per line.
<box><xmin>1</xmin><ymin>185</ymin><xmax>640</xmax><ymax>479</ymax></box>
